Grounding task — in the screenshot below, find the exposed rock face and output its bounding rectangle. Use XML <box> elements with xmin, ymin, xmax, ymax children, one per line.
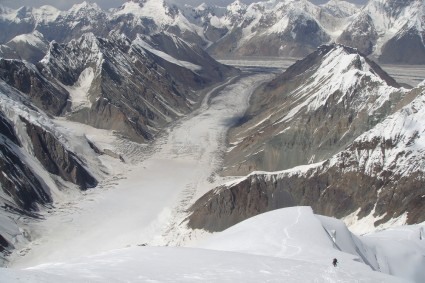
<box><xmin>189</xmin><ymin>78</ymin><xmax>425</xmax><ymax>232</ymax></box>
<box><xmin>337</xmin><ymin>13</ymin><xmax>378</xmax><ymax>55</ymax></box>
<box><xmin>223</xmin><ymin>44</ymin><xmax>406</xmax><ymax>176</ymax></box>
<box><xmin>379</xmin><ymin>27</ymin><xmax>425</xmax><ymax>64</ymax></box>
<box><xmin>188</xmin><ymin>175</ymin><xmax>296</xmax><ymax>232</ymax></box>
<box><xmin>0</xmin><ymin>59</ymin><xmax>69</xmax><ymax>116</ymax></box>
<box><xmin>38</xmin><ymin>32</ymin><xmax>235</xmax><ymax>142</ymax></box>
<box><xmin>21</xmin><ymin>117</ymin><xmax>97</xmax><ymax>189</ymax></box>
<box><xmin>0</xmin><ymin>112</ymin><xmax>52</xmax><ymax>212</ymax></box>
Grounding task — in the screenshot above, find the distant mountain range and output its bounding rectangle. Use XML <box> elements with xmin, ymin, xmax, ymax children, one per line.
<box><xmin>1</xmin><ymin>0</ymin><xmax>425</xmax><ymax>63</ymax></box>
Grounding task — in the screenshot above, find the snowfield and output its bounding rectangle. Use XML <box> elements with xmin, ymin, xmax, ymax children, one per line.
<box><xmin>1</xmin><ymin>207</ymin><xmax>418</xmax><ymax>282</ymax></box>
<box><xmin>1</xmin><ymin>69</ymin><xmax>424</xmax><ymax>282</ymax></box>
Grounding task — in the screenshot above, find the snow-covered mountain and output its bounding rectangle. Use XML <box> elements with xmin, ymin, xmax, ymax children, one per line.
<box><xmin>0</xmin><ymin>1</ymin><xmax>206</xmax><ymax>48</ymax></box>
<box><xmin>206</xmin><ymin>0</ymin><xmax>350</xmax><ymax>58</ymax></box>
<box><xmin>223</xmin><ymin>44</ymin><xmax>406</xmax><ymax>176</ymax></box>
<box><xmin>0</xmin><ymin>31</ymin><xmax>49</xmax><ymax>63</ymax></box>
<box><xmin>338</xmin><ymin>0</ymin><xmax>425</xmax><ymax>63</ymax></box>
<box><xmin>1</xmin><ymin>1</ymin><xmax>424</xmax><ymax>281</ymax></box>
<box><xmin>1</xmin><ymin>0</ymin><xmax>424</xmax><ymax>63</ymax></box>
<box><xmin>188</xmin><ymin>45</ymin><xmax>425</xmax><ymax>247</ymax></box>
<box><xmin>38</xmin><ymin>32</ymin><xmax>235</xmax><ymax>141</ymax></box>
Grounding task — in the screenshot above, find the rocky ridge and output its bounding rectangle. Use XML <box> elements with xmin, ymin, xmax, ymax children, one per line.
<box><xmin>188</xmin><ymin>44</ymin><xmax>425</xmax><ymax>233</ymax></box>
<box><xmin>223</xmin><ymin>44</ymin><xmax>406</xmax><ymax>176</ymax></box>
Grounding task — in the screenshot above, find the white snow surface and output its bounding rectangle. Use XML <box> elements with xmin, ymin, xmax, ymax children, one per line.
<box><xmin>62</xmin><ymin>67</ymin><xmax>94</xmax><ymax>111</ymax></box>
<box><xmin>2</xmin><ymin>207</ymin><xmax>421</xmax><ymax>282</ymax></box>
<box><xmin>6</xmin><ymin>31</ymin><xmax>47</xmax><ymax>49</ymax></box>
<box><xmin>133</xmin><ymin>36</ymin><xmax>202</xmax><ymax>71</ymax></box>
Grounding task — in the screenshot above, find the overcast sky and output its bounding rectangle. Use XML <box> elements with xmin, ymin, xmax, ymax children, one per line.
<box><xmin>0</xmin><ymin>0</ymin><xmax>368</xmax><ymax>10</ymax></box>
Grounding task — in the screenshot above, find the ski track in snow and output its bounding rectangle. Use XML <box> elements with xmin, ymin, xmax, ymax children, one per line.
<box><xmin>9</xmin><ymin>72</ymin><xmax>274</xmax><ymax>268</ymax></box>
<box><xmin>281</xmin><ymin>207</ymin><xmax>303</xmax><ymax>257</ymax></box>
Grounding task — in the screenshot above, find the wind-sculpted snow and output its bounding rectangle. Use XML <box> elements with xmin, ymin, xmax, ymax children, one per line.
<box><xmin>0</xmin><ymin>207</ymin><xmax>413</xmax><ymax>282</ymax></box>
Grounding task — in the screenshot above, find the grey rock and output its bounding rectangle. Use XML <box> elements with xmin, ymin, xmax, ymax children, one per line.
<box><xmin>223</xmin><ymin>44</ymin><xmax>405</xmax><ymax>176</ymax></box>
<box><xmin>0</xmin><ymin>59</ymin><xmax>69</xmax><ymax>116</ymax></box>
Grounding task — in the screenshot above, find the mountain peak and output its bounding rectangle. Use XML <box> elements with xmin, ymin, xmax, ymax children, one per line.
<box><xmin>68</xmin><ymin>1</ymin><xmax>102</xmax><ymax>15</ymax></box>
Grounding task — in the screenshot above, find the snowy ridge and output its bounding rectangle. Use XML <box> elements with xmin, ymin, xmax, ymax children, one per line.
<box><xmin>276</xmin><ymin>45</ymin><xmax>399</xmax><ymax>124</ymax></box>
<box><xmin>201</xmin><ymin>207</ymin><xmax>424</xmax><ymax>281</ymax></box>
<box><xmin>112</xmin><ymin>0</ymin><xmax>204</xmax><ymax>39</ymax></box>
<box><xmin>133</xmin><ymin>36</ymin><xmax>202</xmax><ymax>71</ymax></box>
<box><xmin>1</xmin><ymin>207</ymin><xmax>420</xmax><ymax>282</ymax></box>
<box><xmin>6</xmin><ymin>31</ymin><xmax>47</xmax><ymax>49</ymax></box>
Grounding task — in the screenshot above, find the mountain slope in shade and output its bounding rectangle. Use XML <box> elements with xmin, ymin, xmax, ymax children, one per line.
<box><xmin>0</xmin><ymin>81</ymin><xmax>102</xmax><ymax>265</ymax></box>
<box><xmin>1</xmin><ymin>31</ymin><xmax>49</xmax><ymax>63</ymax></box>
<box><xmin>223</xmin><ymin>44</ymin><xmax>406</xmax><ymax>176</ymax></box>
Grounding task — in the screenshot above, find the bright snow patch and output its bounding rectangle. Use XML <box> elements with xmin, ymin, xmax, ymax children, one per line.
<box><xmin>133</xmin><ymin>37</ymin><xmax>202</xmax><ymax>72</ymax></box>
<box><xmin>62</xmin><ymin>67</ymin><xmax>94</xmax><ymax>111</ymax></box>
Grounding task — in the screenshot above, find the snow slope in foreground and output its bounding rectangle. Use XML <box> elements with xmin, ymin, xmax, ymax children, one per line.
<box><xmin>0</xmin><ymin>207</ymin><xmax>414</xmax><ymax>282</ymax></box>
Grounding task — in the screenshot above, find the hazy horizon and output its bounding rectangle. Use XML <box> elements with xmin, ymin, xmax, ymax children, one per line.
<box><xmin>0</xmin><ymin>0</ymin><xmax>368</xmax><ymax>10</ymax></box>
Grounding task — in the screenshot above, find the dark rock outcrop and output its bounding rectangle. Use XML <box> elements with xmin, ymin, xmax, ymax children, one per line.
<box><xmin>379</xmin><ymin>27</ymin><xmax>425</xmax><ymax>64</ymax></box>
<box><xmin>189</xmin><ymin>88</ymin><xmax>425</xmax><ymax>232</ymax></box>
<box><xmin>0</xmin><ymin>112</ymin><xmax>52</xmax><ymax>212</ymax></box>
<box><xmin>0</xmin><ymin>59</ymin><xmax>69</xmax><ymax>116</ymax></box>
<box><xmin>21</xmin><ymin>117</ymin><xmax>97</xmax><ymax>189</ymax></box>
<box><xmin>188</xmin><ymin>175</ymin><xmax>295</xmax><ymax>232</ymax></box>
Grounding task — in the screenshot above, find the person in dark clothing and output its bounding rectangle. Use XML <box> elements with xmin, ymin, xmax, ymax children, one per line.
<box><xmin>333</xmin><ymin>258</ymin><xmax>338</xmax><ymax>267</ymax></box>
